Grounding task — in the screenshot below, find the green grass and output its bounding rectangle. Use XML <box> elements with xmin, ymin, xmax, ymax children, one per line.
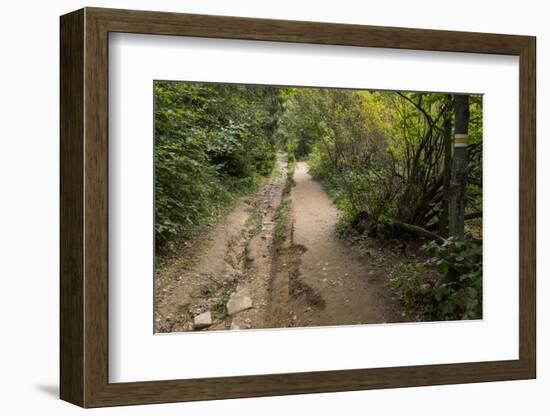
<box><xmin>273</xmin><ymin>199</ymin><xmax>292</xmax><ymax>247</ymax></box>
<box><xmin>269</xmin><ymin>155</ymin><xmax>282</xmax><ymax>181</ymax></box>
<box><xmin>212</xmin><ymin>288</ymin><xmax>233</xmax><ymax>317</ymax></box>
<box><xmin>283</xmin><ymin>157</ymin><xmax>296</xmax><ymax>195</ymax></box>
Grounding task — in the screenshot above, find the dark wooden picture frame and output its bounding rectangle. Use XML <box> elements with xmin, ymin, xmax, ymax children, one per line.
<box><xmin>60</xmin><ymin>7</ymin><xmax>536</xmax><ymax>408</ymax></box>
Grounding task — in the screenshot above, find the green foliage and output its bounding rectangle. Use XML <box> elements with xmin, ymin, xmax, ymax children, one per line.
<box><xmin>303</xmin><ymin>90</ymin><xmax>397</xmax><ymax>235</ymax></box>
<box><xmin>275</xmin><ymin>88</ymin><xmax>329</xmax><ymax>159</ymax></box>
<box><xmin>389</xmin><ymin>238</ymin><xmax>482</xmax><ymax>321</ymax></box>
<box><xmin>280</xmin><ymin>90</ymin><xmax>483</xmax><ymax>238</ymax></box>
<box><xmin>154</xmin><ymin>81</ymin><xmax>283</xmax><ymax>249</ymax></box>
<box><xmin>154</xmin><ymin>80</ymin><xmax>484</xmax><ymax>323</ymax></box>
<box><xmin>273</xmin><ymin>199</ymin><xmax>292</xmax><ymax>247</ymax></box>
<box><xmin>283</xmin><ymin>154</ymin><xmax>297</xmax><ymax>195</ymax></box>
<box><xmin>212</xmin><ymin>288</ymin><xmax>233</xmax><ymax>317</ymax></box>
<box><xmin>156</xmin><ymin>84</ymin><xmax>483</xmax><ymax>251</ymax></box>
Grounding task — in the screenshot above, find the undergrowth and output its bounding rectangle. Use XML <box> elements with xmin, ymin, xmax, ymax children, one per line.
<box><xmin>273</xmin><ymin>200</ymin><xmax>292</xmax><ymax>248</ymax></box>
<box><xmin>389</xmin><ymin>238</ymin><xmax>482</xmax><ymax>321</ymax></box>
<box><xmin>212</xmin><ymin>288</ymin><xmax>234</xmax><ymax>317</ymax></box>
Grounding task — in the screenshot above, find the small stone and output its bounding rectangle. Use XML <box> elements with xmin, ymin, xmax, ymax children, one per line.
<box><xmin>368</xmin><ymin>270</ymin><xmax>376</xmax><ymax>275</ymax></box>
<box><xmin>193</xmin><ymin>311</ymin><xmax>212</xmax><ymax>329</ymax></box>
<box><xmin>230</xmin><ymin>322</ymin><xmax>241</xmax><ymax>330</ymax></box>
<box><xmin>227</xmin><ymin>292</ymin><xmax>253</xmax><ymax>315</ymax></box>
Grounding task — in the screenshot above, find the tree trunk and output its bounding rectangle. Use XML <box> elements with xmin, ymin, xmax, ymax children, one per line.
<box><xmin>394</xmin><ymin>221</ymin><xmax>446</xmax><ymax>244</ymax></box>
<box><xmin>449</xmin><ymin>94</ymin><xmax>470</xmax><ymax>239</ymax></box>
<box><xmin>439</xmin><ymin>95</ymin><xmax>453</xmax><ymax>238</ymax></box>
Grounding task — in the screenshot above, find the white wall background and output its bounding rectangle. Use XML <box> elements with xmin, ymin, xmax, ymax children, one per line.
<box><xmin>0</xmin><ymin>0</ymin><xmax>545</xmax><ymax>414</ymax></box>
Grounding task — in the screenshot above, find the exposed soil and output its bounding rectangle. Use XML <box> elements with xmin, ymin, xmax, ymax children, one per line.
<box><xmin>154</xmin><ymin>155</ymin><xmax>289</xmax><ymax>332</ymax></box>
<box><xmin>268</xmin><ymin>162</ymin><xmax>405</xmax><ymax>328</ymax></box>
<box><xmin>155</xmin><ymin>157</ymin><xmax>411</xmax><ymax>333</ymax></box>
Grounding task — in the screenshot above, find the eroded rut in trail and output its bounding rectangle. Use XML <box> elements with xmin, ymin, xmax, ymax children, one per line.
<box><xmin>155</xmin><ymin>155</ymin><xmax>289</xmax><ymax>332</ymax></box>
<box><xmin>155</xmin><ymin>158</ymin><xmax>405</xmax><ymax>333</ymax></box>
<box><xmin>272</xmin><ymin>162</ymin><xmax>402</xmax><ymax>328</ymax></box>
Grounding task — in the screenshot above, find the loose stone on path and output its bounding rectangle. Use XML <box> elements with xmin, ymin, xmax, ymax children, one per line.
<box><xmin>227</xmin><ymin>290</ymin><xmax>253</xmax><ymax>315</ymax></box>
<box><xmin>193</xmin><ymin>311</ymin><xmax>212</xmax><ymax>329</ymax></box>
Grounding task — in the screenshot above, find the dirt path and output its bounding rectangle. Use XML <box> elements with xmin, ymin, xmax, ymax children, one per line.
<box><xmin>268</xmin><ymin>162</ymin><xmax>403</xmax><ymax>328</ymax></box>
<box><xmin>155</xmin><ymin>157</ymin><xmax>405</xmax><ymax>333</ymax></box>
<box><xmin>154</xmin><ymin>155</ymin><xmax>288</xmax><ymax>332</ymax></box>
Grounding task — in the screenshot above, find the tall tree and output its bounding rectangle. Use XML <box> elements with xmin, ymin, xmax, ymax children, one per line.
<box><xmin>449</xmin><ymin>94</ymin><xmax>470</xmax><ymax>239</ymax></box>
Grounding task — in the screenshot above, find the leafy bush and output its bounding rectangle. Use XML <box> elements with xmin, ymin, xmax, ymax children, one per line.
<box><xmin>302</xmin><ymin>90</ymin><xmax>402</xmax><ymax>235</ymax></box>
<box><xmin>283</xmin><ymin>154</ymin><xmax>296</xmax><ymax>195</ymax></box>
<box><xmin>389</xmin><ymin>238</ymin><xmax>482</xmax><ymax>321</ymax></box>
<box><xmin>281</xmin><ymin>89</ymin><xmax>483</xmax><ymax>237</ymax></box>
<box><xmin>154</xmin><ymin>81</ymin><xmax>283</xmax><ymax>250</ymax></box>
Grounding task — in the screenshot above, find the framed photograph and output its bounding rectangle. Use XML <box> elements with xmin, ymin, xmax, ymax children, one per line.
<box><xmin>60</xmin><ymin>7</ymin><xmax>536</xmax><ymax>408</ymax></box>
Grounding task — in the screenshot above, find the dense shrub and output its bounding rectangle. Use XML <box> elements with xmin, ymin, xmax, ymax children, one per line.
<box><xmin>154</xmin><ymin>82</ymin><xmax>282</xmax><ymax>249</ymax></box>
<box><xmin>389</xmin><ymin>238</ymin><xmax>482</xmax><ymax>321</ymax></box>
<box><xmin>305</xmin><ymin>91</ymin><xmax>399</xmax><ymax>236</ymax></box>
<box><xmin>280</xmin><ymin>89</ymin><xmax>483</xmax><ymax>238</ymax></box>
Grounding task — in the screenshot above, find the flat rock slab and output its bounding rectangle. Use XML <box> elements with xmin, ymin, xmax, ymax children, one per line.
<box><xmin>227</xmin><ymin>291</ymin><xmax>253</xmax><ymax>316</ymax></box>
<box><xmin>193</xmin><ymin>311</ymin><xmax>212</xmax><ymax>329</ymax></box>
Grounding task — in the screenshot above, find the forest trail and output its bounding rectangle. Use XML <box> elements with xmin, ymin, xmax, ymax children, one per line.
<box><xmin>155</xmin><ymin>155</ymin><xmax>289</xmax><ymax>332</ymax></box>
<box><xmin>267</xmin><ymin>162</ymin><xmax>402</xmax><ymax>328</ymax></box>
<box><xmin>154</xmin><ymin>84</ymin><xmax>483</xmax><ymax>329</ymax></box>
<box><xmin>155</xmin><ymin>157</ymin><xmax>404</xmax><ymax>333</ymax></box>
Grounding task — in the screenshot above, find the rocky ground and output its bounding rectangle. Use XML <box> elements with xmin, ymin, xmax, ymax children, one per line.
<box><xmin>154</xmin><ymin>156</ymin><xmax>412</xmax><ymax>333</ymax></box>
